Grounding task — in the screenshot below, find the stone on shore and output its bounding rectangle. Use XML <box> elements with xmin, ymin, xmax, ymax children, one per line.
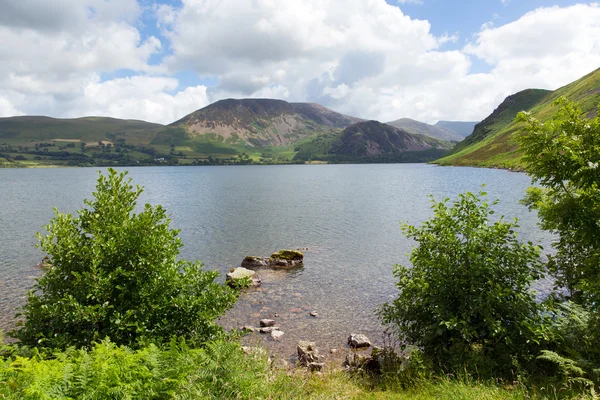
<box><xmin>297</xmin><ymin>341</ymin><xmax>320</xmax><ymax>366</ymax></box>
<box><xmin>308</xmin><ymin>362</ymin><xmax>325</xmax><ymax>372</ymax></box>
<box><xmin>225</xmin><ymin>267</ymin><xmax>261</xmax><ymax>287</ymax></box>
<box><xmin>348</xmin><ymin>333</ymin><xmax>371</xmax><ymax>348</ymax></box>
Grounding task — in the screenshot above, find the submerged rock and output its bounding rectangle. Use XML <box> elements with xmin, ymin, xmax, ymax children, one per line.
<box><xmin>348</xmin><ymin>333</ymin><xmax>371</xmax><ymax>348</ymax></box>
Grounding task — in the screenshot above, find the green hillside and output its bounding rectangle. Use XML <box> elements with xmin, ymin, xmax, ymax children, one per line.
<box><xmin>436</xmin><ymin>67</ymin><xmax>600</xmax><ymax>169</ymax></box>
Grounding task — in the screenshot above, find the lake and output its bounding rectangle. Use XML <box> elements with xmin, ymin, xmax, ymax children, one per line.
<box><xmin>0</xmin><ymin>164</ymin><xmax>553</xmax><ymax>359</ymax></box>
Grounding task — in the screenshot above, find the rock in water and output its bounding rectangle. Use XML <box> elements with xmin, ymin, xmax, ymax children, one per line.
<box><xmin>269</xmin><ymin>250</ymin><xmax>304</xmax><ymax>268</ymax></box>
<box><xmin>258</xmin><ymin>327</ymin><xmax>279</xmax><ymax>333</ymax></box>
<box><xmin>225</xmin><ymin>267</ymin><xmax>261</xmax><ymax>287</ymax></box>
<box><xmin>241</xmin><ymin>256</ymin><xmax>270</xmax><ymax>269</ymax></box>
<box><xmin>241</xmin><ymin>250</ymin><xmax>304</xmax><ymax>270</ymax></box>
<box><xmin>260</xmin><ymin>319</ymin><xmax>276</xmax><ymax>327</ymax></box>
<box><xmin>347</xmin><ymin>333</ymin><xmax>371</xmax><ymax>348</ymax></box>
<box><xmin>271</xmin><ymin>330</ymin><xmax>284</xmax><ymax>340</ymax></box>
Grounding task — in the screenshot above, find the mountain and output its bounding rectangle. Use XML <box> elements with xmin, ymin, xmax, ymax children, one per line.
<box><xmin>436</xmin><ymin>67</ymin><xmax>600</xmax><ymax>169</ymax></box>
<box><xmin>168</xmin><ymin>98</ymin><xmax>362</xmax><ymax>148</ymax></box>
<box><xmin>434</xmin><ymin>121</ymin><xmax>478</xmax><ymax>138</ymax></box>
<box><xmin>386</xmin><ymin>118</ymin><xmax>464</xmax><ymax>142</ymax></box>
<box><xmin>294</xmin><ymin>120</ymin><xmax>452</xmax><ymax>163</ymax></box>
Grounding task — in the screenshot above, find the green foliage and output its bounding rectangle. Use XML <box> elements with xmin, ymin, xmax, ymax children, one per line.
<box><xmin>517</xmin><ymin>97</ymin><xmax>600</xmax><ymax>306</ymax></box>
<box><xmin>14</xmin><ymin>168</ymin><xmax>237</xmax><ymax>350</ymax></box>
<box><xmin>0</xmin><ymin>339</ymin><xmax>293</xmax><ymax>400</ymax></box>
<box><xmin>378</xmin><ymin>190</ymin><xmax>546</xmax><ymax>375</ymax></box>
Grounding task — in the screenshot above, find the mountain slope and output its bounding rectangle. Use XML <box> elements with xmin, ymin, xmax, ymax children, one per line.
<box><xmin>386</xmin><ymin>118</ymin><xmax>464</xmax><ymax>142</ymax></box>
<box><xmin>0</xmin><ymin>116</ymin><xmax>163</xmax><ymax>144</ymax></box>
<box><xmin>434</xmin><ymin>121</ymin><xmax>478</xmax><ymax>138</ymax></box>
<box><xmin>294</xmin><ymin>120</ymin><xmax>452</xmax><ymax>162</ymax></box>
<box><xmin>436</xmin><ymin>67</ymin><xmax>600</xmax><ymax>169</ymax></box>
<box><xmin>169</xmin><ymin>98</ymin><xmax>362</xmax><ymax>148</ymax></box>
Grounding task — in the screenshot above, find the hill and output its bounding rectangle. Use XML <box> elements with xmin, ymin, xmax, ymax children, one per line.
<box><xmin>386</xmin><ymin>118</ymin><xmax>464</xmax><ymax>142</ymax></box>
<box><xmin>434</xmin><ymin>121</ymin><xmax>478</xmax><ymax>138</ymax></box>
<box><xmin>294</xmin><ymin>120</ymin><xmax>452</xmax><ymax>163</ymax></box>
<box><xmin>0</xmin><ymin>116</ymin><xmax>163</xmax><ymax>144</ymax></box>
<box><xmin>436</xmin><ymin>67</ymin><xmax>600</xmax><ymax>169</ymax></box>
<box><xmin>168</xmin><ymin>98</ymin><xmax>362</xmax><ymax>148</ymax></box>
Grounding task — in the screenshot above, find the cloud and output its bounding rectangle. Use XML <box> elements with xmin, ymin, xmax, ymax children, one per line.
<box><xmin>1</xmin><ymin>1</ymin><xmax>600</xmax><ymax>126</ymax></box>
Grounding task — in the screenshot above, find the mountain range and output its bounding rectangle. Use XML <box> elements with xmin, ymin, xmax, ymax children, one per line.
<box><xmin>5</xmin><ymin>65</ymin><xmax>597</xmax><ymax>169</ymax></box>
<box><xmin>385</xmin><ymin>118</ymin><xmax>476</xmax><ymax>142</ymax></box>
<box><xmin>0</xmin><ymin>99</ymin><xmax>456</xmax><ymax>167</ymax></box>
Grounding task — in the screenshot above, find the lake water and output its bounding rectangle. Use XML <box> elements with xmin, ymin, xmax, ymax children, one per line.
<box><xmin>0</xmin><ymin>164</ymin><xmax>553</xmax><ymax>360</ymax></box>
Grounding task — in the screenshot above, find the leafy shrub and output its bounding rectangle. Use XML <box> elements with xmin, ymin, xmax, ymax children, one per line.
<box><xmin>378</xmin><ymin>190</ymin><xmax>547</xmax><ymax>375</ymax></box>
<box><xmin>14</xmin><ymin>168</ymin><xmax>237</xmax><ymax>349</ymax></box>
<box><xmin>517</xmin><ymin>98</ymin><xmax>600</xmax><ymax>305</ymax></box>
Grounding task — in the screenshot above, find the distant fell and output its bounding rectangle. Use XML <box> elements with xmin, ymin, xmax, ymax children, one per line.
<box><xmin>386</xmin><ymin>118</ymin><xmax>464</xmax><ymax>142</ymax></box>
<box><xmin>434</xmin><ymin>121</ymin><xmax>478</xmax><ymax>138</ymax></box>
<box><xmin>436</xmin><ymin>67</ymin><xmax>600</xmax><ymax>169</ymax></box>
<box><xmin>170</xmin><ymin>98</ymin><xmax>362</xmax><ymax>148</ymax></box>
<box><xmin>294</xmin><ymin>120</ymin><xmax>452</xmax><ymax>163</ymax></box>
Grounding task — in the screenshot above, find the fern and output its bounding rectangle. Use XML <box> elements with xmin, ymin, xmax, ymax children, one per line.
<box><xmin>538</xmin><ymin>350</ymin><xmax>594</xmax><ymax>391</ymax></box>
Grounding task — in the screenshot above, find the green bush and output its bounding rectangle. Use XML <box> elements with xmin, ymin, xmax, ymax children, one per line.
<box><xmin>517</xmin><ymin>97</ymin><xmax>600</xmax><ymax>306</ymax></box>
<box><xmin>14</xmin><ymin>168</ymin><xmax>237</xmax><ymax>349</ymax></box>
<box><xmin>378</xmin><ymin>190</ymin><xmax>547</xmax><ymax>375</ymax></box>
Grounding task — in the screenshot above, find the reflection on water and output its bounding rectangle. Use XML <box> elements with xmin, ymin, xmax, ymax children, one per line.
<box><xmin>0</xmin><ymin>164</ymin><xmax>553</xmax><ymax>357</ymax></box>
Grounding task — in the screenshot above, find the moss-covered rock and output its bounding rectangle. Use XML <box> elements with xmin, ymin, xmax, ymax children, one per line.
<box><xmin>270</xmin><ymin>250</ymin><xmax>303</xmax><ymax>261</ymax></box>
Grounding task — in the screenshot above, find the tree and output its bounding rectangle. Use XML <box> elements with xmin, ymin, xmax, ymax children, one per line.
<box><xmin>517</xmin><ymin>98</ymin><xmax>600</xmax><ymax>306</ymax></box>
<box><xmin>378</xmin><ymin>190</ymin><xmax>546</xmax><ymax>374</ymax></box>
<box><xmin>15</xmin><ymin>169</ymin><xmax>237</xmax><ymax>349</ymax></box>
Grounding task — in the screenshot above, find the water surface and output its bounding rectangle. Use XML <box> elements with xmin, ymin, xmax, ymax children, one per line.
<box><xmin>0</xmin><ymin>164</ymin><xmax>553</xmax><ymax>359</ymax></box>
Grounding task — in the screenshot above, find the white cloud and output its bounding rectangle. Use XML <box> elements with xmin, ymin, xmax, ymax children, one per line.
<box><xmin>1</xmin><ymin>1</ymin><xmax>600</xmax><ymax>126</ymax></box>
<box><xmin>158</xmin><ymin>1</ymin><xmax>600</xmax><ymax>124</ymax></box>
<box><xmin>73</xmin><ymin>76</ymin><xmax>210</xmax><ymax>124</ymax></box>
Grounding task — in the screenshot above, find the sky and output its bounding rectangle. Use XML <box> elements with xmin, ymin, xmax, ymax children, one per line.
<box><xmin>0</xmin><ymin>0</ymin><xmax>599</xmax><ymax>125</ymax></box>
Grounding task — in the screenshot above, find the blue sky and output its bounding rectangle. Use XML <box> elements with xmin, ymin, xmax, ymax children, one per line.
<box><xmin>0</xmin><ymin>0</ymin><xmax>599</xmax><ymax>124</ymax></box>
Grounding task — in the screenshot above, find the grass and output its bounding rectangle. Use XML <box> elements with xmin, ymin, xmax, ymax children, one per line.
<box><xmin>1</xmin><ymin>334</ymin><xmax>594</xmax><ymax>399</ymax></box>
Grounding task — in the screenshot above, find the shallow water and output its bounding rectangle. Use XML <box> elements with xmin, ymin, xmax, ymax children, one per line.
<box><xmin>0</xmin><ymin>164</ymin><xmax>553</xmax><ymax>359</ymax></box>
